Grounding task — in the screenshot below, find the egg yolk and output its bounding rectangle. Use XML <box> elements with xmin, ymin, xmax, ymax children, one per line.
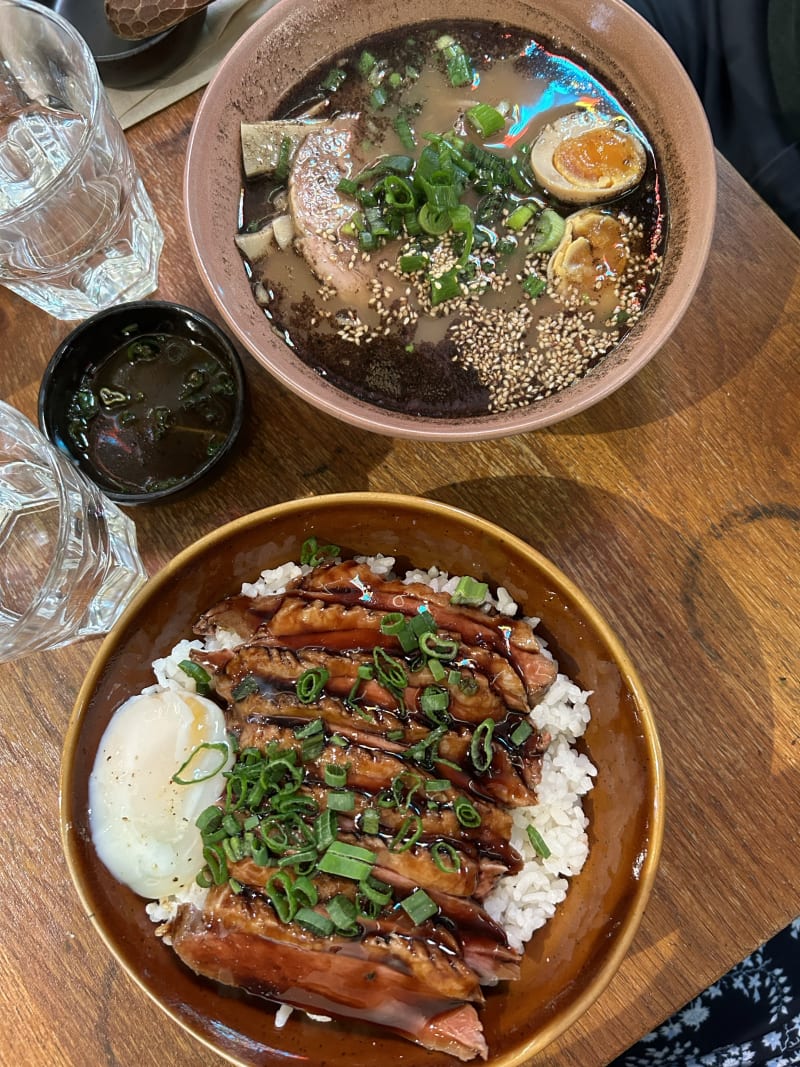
<box><xmin>553</xmin><ymin>128</ymin><xmax>641</xmax><ymax>190</ymax></box>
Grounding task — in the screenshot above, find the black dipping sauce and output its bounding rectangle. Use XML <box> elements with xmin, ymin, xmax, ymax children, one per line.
<box><xmin>64</xmin><ymin>318</ymin><xmax>239</xmax><ymax>496</ymax></box>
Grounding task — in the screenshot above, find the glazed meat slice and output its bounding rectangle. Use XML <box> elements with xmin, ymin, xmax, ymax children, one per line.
<box><xmin>169</xmin><ymin>884</ymin><xmax>489</xmax><ymax>1061</ymax></box>
<box><xmin>288</xmin><ymin>117</ymin><xmax>374</xmax><ymax>304</ymax></box>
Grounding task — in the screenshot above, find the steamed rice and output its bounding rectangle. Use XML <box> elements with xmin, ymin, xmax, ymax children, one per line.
<box><xmin>149</xmin><ymin>555</ymin><xmax>597</xmax><ymax>957</ymax></box>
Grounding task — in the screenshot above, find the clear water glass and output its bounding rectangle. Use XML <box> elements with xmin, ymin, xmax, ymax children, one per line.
<box><xmin>0</xmin><ymin>0</ymin><xmax>164</xmax><ymax>320</ymax></box>
<box><xmin>0</xmin><ymin>399</ymin><xmax>147</xmax><ymax>663</ymax></box>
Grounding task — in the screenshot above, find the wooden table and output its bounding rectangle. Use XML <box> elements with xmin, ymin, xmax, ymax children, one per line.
<box><xmin>0</xmin><ymin>90</ymin><xmax>798</xmax><ymax>1067</ymax></box>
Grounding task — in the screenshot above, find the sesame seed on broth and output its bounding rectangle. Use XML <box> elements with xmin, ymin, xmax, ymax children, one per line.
<box><xmin>239</xmin><ymin>21</ymin><xmax>665</xmax><ymax>418</ymax></box>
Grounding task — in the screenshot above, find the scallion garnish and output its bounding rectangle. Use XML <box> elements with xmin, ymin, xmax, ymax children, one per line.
<box><xmin>295</xmin><ymin>907</ymin><xmax>335</xmax><ymax>936</ymax></box>
<box><xmin>523</xmin><ymin>273</ymin><xmax>547</xmax><ymax>299</ymax></box>
<box><xmin>400</xmin><ymin>887</ymin><xmax>439</xmax><ymax>925</ymax></box>
<box><xmin>231</xmin><ymin>675</ymin><xmax>260</xmax><ymax>702</ymax></box>
<box><xmin>300</xmin><ymin>536</ymin><xmax>340</xmax><ymax>567</ymax></box>
<box><xmin>435</xmin><ymin>35</ymin><xmax>475</xmax><ymax>88</ymax></box>
<box><xmin>465</xmin><ymin>102</ymin><xmax>506</xmax><ymax>139</ymax></box>
<box><xmin>317</xmin><ymin>840</ymin><xmax>377</xmax><ymax>881</ymax></box>
<box><xmin>454</xmin><ymin>795</ymin><xmax>481</xmax><ymax>827</ymax></box>
<box><xmin>172</xmin><ymin>741</ymin><xmax>229</xmax><ymax>785</ymax></box>
<box><xmin>510</xmin><ymin>719</ymin><xmax>534</xmax><ymax>746</ymax></box>
<box><xmin>526</xmin><ymin>825</ymin><xmax>552</xmax><ymax>859</ymax></box>
<box><xmin>431</xmin><ymin>840</ymin><xmax>462</xmax><ymax>873</ymax></box>
<box><xmin>530</xmin><ymin>207</ymin><xmax>566</xmax><ymax>253</ymax></box>
<box><xmin>450</xmin><ymin>575</ymin><xmax>489</xmax><ymax>606</ymax></box>
<box><xmin>359</xmin><ymin>808</ymin><xmax>380</xmax><ymax>836</ymax></box>
<box><xmin>470</xmin><ymin>717</ymin><xmax>495</xmax><ymax>773</ymax></box>
<box><xmin>389</xmin><ymin>813</ymin><xmax>422</xmax><ymax>852</ymax></box>
<box><xmin>328</xmin><ymin>790</ymin><xmax>356</xmax><ymax>811</ymax></box>
<box><xmin>430</xmin><ymin>267</ymin><xmax>461</xmax><ymax>306</ymax></box>
<box><xmin>419</xmin><ymin>632</ymin><xmax>459</xmax><ymax>660</ymax></box>
<box><xmin>296</xmin><ymin>666</ymin><xmax>329</xmax><ymax>703</ymax></box>
<box><xmin>324</xmin><ymin>763</ymin><xmax>348</xmax><ymax>788</ymax></box>
<box><xmin>177</xmin><ymin>659</ymin><xmax>211</xmax><ymax>695</ymax></box>
<box><xmin>505</xmin><ymin>202</ymin><xmax>538</xmax><ymax>232</ymax></box>
<box><xmin>373</xmin><ymin>646</ymin><xmax>408</xmax><ymax>692</ymax></box>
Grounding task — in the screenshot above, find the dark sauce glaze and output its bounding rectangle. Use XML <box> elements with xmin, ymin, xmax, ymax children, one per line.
<box><xmin>240</xmin><ymin>20</ymin><xmax>666</xmax><ymax>419</ymax></box>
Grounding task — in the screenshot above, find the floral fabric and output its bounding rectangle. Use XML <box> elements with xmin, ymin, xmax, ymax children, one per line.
<box><xmin>611</xmin><ymin>919</ymin><xmax>800</xmax><ymax>1067</ymax></box>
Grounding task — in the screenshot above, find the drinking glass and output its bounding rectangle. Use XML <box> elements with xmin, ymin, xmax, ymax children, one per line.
<box><xmin>0</xmin><ymin>399</ymin><xmax>147</xmax><ymax>663</ymax></box>
<box><xmin>0</xmin><ymin>0</ymin><xmax>164</xmax><ymax>320</ymax></box>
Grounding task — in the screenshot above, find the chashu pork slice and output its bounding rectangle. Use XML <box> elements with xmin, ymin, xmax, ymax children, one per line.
<box><xmin>169</xmin><ymin>884</ymin><xmax>489</xmax><ymax>1061</ymax></box>
<box><xmin>287</xmin><ymin>116</ymin><xmax>373</xmax><ymax>304</ymax></box>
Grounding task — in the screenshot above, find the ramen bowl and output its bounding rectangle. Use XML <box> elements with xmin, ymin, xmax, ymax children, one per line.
<box><xmin>61</xmin><ymin>492</ymin><xmax>664</xmax><ymax>1065</ymax></box>
<box><xmin>183</xmin><ymin>0</ymin><xmax>715</xmax><ymax>440</ymax></box>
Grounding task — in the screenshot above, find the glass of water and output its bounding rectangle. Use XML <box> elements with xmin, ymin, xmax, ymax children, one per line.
<box><xmin>0</xmin><ymin>399</ymin><xmax>147</xmax><ymax>663</ymax></box>
<box><xmin>0</xmin><ymin>0</ymin><xmax>164</xmax><ymax>320</ymax></box>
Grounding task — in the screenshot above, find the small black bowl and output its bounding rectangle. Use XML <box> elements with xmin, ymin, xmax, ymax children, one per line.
<box><xmin>40</xmin><ymin>0</ymin><xmax>206</xmax><ymax>90</ymax></box>
<box><xmin>39</xmin><ymin>301</ymin><xmax>246</xmax><ymax>505</ymax></box>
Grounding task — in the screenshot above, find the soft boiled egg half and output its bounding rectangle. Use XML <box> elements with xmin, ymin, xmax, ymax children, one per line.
<box><xmin>530</xmin><ymin>110</ymin><xmax>647</xmax><ymax>204</ymax></box>
<box><xmin>89</xmin><ymin>690</ymin><xmax>234</xmax><ymax>899</ymax></box>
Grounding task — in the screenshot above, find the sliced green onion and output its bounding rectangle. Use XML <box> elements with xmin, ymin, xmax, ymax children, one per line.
<box><xmin>294</xmin><ymin>874</ymin><xmax>318</xmax><ymax>907</ymax></box>
<box><xmin>360</xmin><ymin>808</ymin><xmax>380</xmax><ymax>836</ymax></box>
<box><xmin>336</xmin><ymin>176</ymin><xmax>359</xmax><ymax>197</ymax></box>
<box><xmin>410</xmin><ymin>609</ymin><xmax>437</xmax><ymax>637</ymax></box>
<box><xmin>506</xmin><ymin>202</ymin><xmax>538</xmax><ymax>231</ymax></box>
<box><xmin>317</xmin><ymin>841</ymin><xmax>377</xmax><ymax>881</ymax></box>
<box><xmin>393</xmin><ymin>112</ymin><xmax>416</xmax><ymax>151</ymax></box>
<box><xmin>419</xmin><ymin>632</ymin><xmax>459</xmax><ymax>660</ymax></box>
<box><xmin>466</xmin><ymin>102</ymin><xmax>506</xmax><ymax>139</ymax></box>
<box><xmin>470</xmin><ymin>718</ymin><xmax>495</xmax><ymax>773</ymax></box>
<box><xmin>295</xmin><ymin>907</ymin><xmax>335</xmax><ymax>936</ymax></box>
<box><xmin>295</xmin><ymin>717</ymin><xmax>324</xmax><ymax>739</ymax></box>
<box><xmin>530</xmin><ymin>208</ymin><xmax>566</xmax><ymax>253</ymax></box>
<box><xmin>428</xmin><ymin>657</ymin><xmax>446</xmax><ymax>682</ymax></box>
<box><xmin>431</xmin><ymin>840</ymin><xmax>462</xmax><ymax>873</ymax></box>
<box><xmin>359</xmin><ymin>874</ymin><xmax>393</xmax><ymax>906</ymax></box>
<box><xmin>510</xmin><ymin>719</ymin><xmax>534</xmax><ymax>745</ymax></box>
<box><xmin>450</xmin><ymin>575</ymin><xmax>489</xmax><ymax>606</ymax></box>
<box><xmin>266</xmin><ymin>871</ymin><xmax>296</xmax><ymax>922</ymax></box>
<box><xmin>425</xmin><ymin>779</ymin><xmax>451</xmax><ymax>793</ymax></box>
<box><xmin>523</xmin><ymin>273</ymin><xmax>547</xmax><ymax>299</ymax></box>
<box><xmin>398</xmin><ymin>252</ymin><xmax>428</xmax><ymax>274</ymax></box>
<box><xmin>459</xmin><ymin>674</ymin><xmax>479</xmax><ymax>696</ymax></box>
<box><xmin>357</xmin><ymin>50</ymin><xmax>377</xmax><ymax>77</ymax></box>
<box><xmin>389</xmin><ymin>813</ymin><xmax>422</xmax><ymax>852</ymax></box>
<box><xmin>231</xmin><ymin>675</ymin><xmax>259</xmax><ymax>701</ymax></box>
<box><xmin>418</xmin><ymin>203</ymin><xmax>451</xmax><ymax>236</ymax></box>
<box><xmin>327</xmin><ymin>893</ymin><xmax>359</xmax><ymax>933</ymax></box>
<box><xmin>202</xmin><ymin>843</ymin><xmax>228</xmax><ymax>885</ymax></box>
<box><xmin>392</xmin><ymin>771</ymin><xmax>423</xmax><ymax>809</ymax></box>
<box><xmin>369</xmin><ymin>86</ymin><xmax>388</xmax><ymax>109</ymax></box>
<box><xmin>373</xmin><ymin>647</ymin><xmax>408</xmax><ymax>691</ymax></box>
<box><xmin>172</xmin><ymin>742</ymin><xmax>229</xmax><ymax>785</ymax></box>
<box><xmin>385</xmin><ymin>728</ymin><xmax>405</xmax><ymax>741</ymax></box>
<box><xmin>526</xmin><ymin>825</ymin><xmax>551</xmax><ymax>859</ymax></box>
<box><xmin>328</xmin><ymin>790</ymin><xmax>355</xmax><ymax>811</ymax></box>
<box><xmin>330</xmin><ymin>734</ymin><xmax>349</xmax><ymax>748</ymax></box>
<box><xmin>380</xmin><ymin>611</ymin><xmax>406</xmax><ymax>635</ymax></box>
<box><xmin>454</xmin><ymin>795</ymin><xmax>481</xmax><ymax>827</ymax></box>
<box><xmin>400</xmin><ymin>887</ymin><xmax>438</xmax><ymax>924</ymax></box>
<box><xmin>296</xmin><ymin>666</ymin><xmax>329</xmax><ymax>703</ymax></box>
<box><xmin>324</xmin><ymin>763</ymin><xmax>348</xmax><ymax>788</ymax></box>
<box><xmin>435</xmin><ymin>35</ymin><xmax>475</xmax><ymax>88</ymax></box>
<box><xmin>314</xmin><ymin>808</ymin><xmax>338</xmax><ymax>851</ymax></box>
<box><xmin>300</xmin><ymin>536</ymin><xmax>340</xmax><ymax>567</ymax></box>
<box><xmin>430</xmin><ymin>268</ymin><xmax>461</xmax><ymax>306</ymax></box>
<box><xmin>419</xmin><ymin>686</ymin><xmax>451</xmax><ymax>727</ymax></box>
<box><xmin>273</xmin><ymin>135</ymin><xmax>294</xmax><ymax>183</ymax></box>
<box><xmin>196</xmin><ymin>805</ymin><xmax>223</xmax><ymax>833</ymax></box>
<box><xmin>320</xmin><ymin>66</ymin><xmax>347</xmax><ymax>91</ymax></box>
<box><xmin>177</xmin><ymin>659</ymin><xmax>211</xmax><ymax>695</ymax></box>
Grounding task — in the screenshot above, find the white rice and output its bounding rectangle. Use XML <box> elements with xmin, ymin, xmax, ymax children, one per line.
<box><xmin>150</xmin><ymin>557</ymin><xmax>596</xmax><ymax>955</ymax></box>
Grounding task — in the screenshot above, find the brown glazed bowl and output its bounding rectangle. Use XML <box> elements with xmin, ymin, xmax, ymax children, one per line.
<box><xmin>183</xmin><ymin>0</ymin><xmax>715</xmax><ymax>440</ymax></box>
<box><xmin>61</xmin><ymin>492</ymin><xmax>664</xmax><ymax>1066</ymax></box>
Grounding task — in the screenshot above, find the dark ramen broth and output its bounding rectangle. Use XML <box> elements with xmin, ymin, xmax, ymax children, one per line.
<box><xmin>239</xmin><ymin>21</ymin><xmax>665</xmax><ymax>418</ymax></box>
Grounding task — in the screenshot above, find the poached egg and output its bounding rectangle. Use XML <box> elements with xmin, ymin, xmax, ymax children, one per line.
<box><xmin>89</xmin><ymin>689</ymin><xmax>233</xmax><ymax>899</ymax></box>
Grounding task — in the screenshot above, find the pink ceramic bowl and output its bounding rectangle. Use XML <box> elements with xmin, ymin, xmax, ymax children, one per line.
<box><xmin>184</xmin><ymin>0</ymin><xmax>715</xmax><ymax>439</ymax></box>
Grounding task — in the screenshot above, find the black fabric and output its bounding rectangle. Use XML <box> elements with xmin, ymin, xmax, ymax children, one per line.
<box><xmin>612</xmin><ymin>919</ymin><xmax>800</xmax><ymax>1066</ymax></box>
<box><xmin>624</xmin><ymin>0</ymin><xmax>800</xmax><ymax>236</ymax></box>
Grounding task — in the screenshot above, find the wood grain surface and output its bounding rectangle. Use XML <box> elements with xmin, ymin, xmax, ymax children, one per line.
<box><xmin>0</xmin><ymin>90</ymin><xmax>797</xmax><ymax>1067</ymax></box>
